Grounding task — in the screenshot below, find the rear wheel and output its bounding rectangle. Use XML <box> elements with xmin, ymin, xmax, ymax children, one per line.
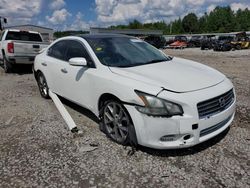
<box><xmin>3</xmin><ymin>56</ymin><xmax>13</xmax><ymax>73</ymax></box>
<box><xmin>37</xmin><ymin>72</ymin><xmax>50</xmax><ymax>99</ymax></box>
<box><xmin>101</xmin><ymin>100</ymin><xmax>134</xmax><ymax>145</ymax></box>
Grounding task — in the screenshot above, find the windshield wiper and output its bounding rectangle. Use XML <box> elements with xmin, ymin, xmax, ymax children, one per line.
<box><xmin>111</xmin><ymin>58</ymin><xmax>172</xmax><ymax>68</ymax></box>
<box><xmin>146</xmin><ymin>59</ymin><xmax>168</xmax><ymax>64</ymax></box>
<box><xmin>115</xmin><ymin>64</ymin><xmax>134</xmax><ymax>68</ymax></box>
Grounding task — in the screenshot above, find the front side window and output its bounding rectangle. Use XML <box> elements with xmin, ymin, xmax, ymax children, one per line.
<box><xmin>47</xmin><ymin>40</ymin><xmax>67</xmax><ymax>60</ymax></box>
<box><xmin>65</xmin><ymin>40</ymin><xmax>90</xmax><ymax>61</ymax></box>
<box><xmin>85</xmin><ymin>37</ymin><xmax>171</xmax><ymax>68</ymax></box>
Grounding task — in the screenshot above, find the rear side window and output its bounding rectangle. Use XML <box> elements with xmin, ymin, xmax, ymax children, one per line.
<box><xmin>5</xmin><ymin>31</ymin><xmax>43</xmax><ymax>42</ymax></box>
<box><xmin>47</xmin><ymin>40</ymin><xmax>67</xmax><ymax>60</ymax></box>
<box><xmin>65</xmin><ymin>40</ymin><xmax>90</xmax><ymax>61</ymax></box>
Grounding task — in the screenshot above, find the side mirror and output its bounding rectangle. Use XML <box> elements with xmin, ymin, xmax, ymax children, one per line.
<box><xmin>69</xmin><ymin>57</ymin><xmax>87</xmax><ymax>66</ymax></box>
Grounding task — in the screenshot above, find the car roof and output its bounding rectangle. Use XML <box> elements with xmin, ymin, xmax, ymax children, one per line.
<box><xmin>6</xmin><ymin>29</ymin><xmax>40</xmax><ymax>34</ymax></box>
<box><xmin>80</xmin><ymin>33</ymin><xmax>134</xmax><ymax>40</ymax></box>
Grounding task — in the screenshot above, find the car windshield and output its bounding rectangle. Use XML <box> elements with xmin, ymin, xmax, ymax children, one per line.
<box><xmin>85</xmin><ymin>36</ymin><xmax>171</xmax><ymax>67</ymax></box>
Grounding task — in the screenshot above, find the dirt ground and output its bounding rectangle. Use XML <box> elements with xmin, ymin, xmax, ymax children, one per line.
<box><xmin>0</xmin><ymin>48</ymin><xmax>249</xmax><ymax>188</ymax></box>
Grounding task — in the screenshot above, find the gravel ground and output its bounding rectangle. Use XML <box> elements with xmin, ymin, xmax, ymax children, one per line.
<box><xmin>0</xmin><ymin>49</ymin><xmax>249</xmax><ymax>188</ymax></box>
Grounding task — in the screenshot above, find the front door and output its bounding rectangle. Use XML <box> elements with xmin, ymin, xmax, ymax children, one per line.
<box><xmin>58</xmin><ymin>40</ymin><xmax>94</xmax><ymax>110</ymax></box>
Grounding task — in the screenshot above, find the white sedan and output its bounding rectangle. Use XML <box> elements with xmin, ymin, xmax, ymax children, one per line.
<box><xmin>34</xmin><ymin>34</ymin><xmax>236</xmax><ymax>149</ymax></box>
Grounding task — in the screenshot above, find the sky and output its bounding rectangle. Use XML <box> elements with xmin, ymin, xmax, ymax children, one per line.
<box><xmin>0</xmin><ymin>0</ymin><xmax>250</xmax><ymax>31</ymax></box>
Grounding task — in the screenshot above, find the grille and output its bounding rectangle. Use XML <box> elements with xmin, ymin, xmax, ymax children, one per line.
<box><xmin>200</xmin><ymin>114</ymin><xmax>233</xmax><ymax>137</ymax></box>
<box><xmin>197</xmin><ymin>89</ymin><xmax>234</xmax><ymax>119</ymax></box>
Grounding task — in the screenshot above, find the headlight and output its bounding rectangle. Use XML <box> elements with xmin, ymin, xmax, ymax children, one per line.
<box><xmin>135</xmin><ymin>91</ymin><xmax>183</xmax><ymax>117</ymax></box>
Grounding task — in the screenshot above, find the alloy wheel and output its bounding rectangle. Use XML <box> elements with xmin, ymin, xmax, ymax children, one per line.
<box><xmin>103</xmin><ymin>101</ymin><xmax>130</xmax><ymax>143</ymax></box>
<box><xmin>38</xmin><ymin>73</ymin><xmax>49</xmax><ymax>98</ymax></box>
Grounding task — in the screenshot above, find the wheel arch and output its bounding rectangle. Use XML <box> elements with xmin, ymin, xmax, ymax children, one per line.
<box><xmin>98</xmin><ymin>93</ymin><xmax>122</xmax><ymax>112</ymax></box>
<box><xmin>34</xmin><ymin>69</ymin><xmax>43</xmax><ymax>80</ymax></box>
<box><xmin>98</xmin><ymin>92</ymin><xmax>138</xmax><ymax>146</ymax></box>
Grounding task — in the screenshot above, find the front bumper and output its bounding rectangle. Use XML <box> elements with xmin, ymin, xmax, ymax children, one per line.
<box><xmin>125</xmin><ymin>79</ymin><xmax>236</xmax><ymax>149</ymax></box>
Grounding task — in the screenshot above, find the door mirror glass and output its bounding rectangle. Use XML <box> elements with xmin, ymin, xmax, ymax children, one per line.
<box><xmin>69</xmin><ymin>57</ymin><xmax>87</xmax><ymax>66</ymax></box>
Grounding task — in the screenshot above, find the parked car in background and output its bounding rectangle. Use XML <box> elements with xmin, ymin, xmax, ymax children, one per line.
<box><xmin>213</xmin><ymin>35</ymin><xmax>234</xmax><ymax>51</ymax></box>
<box><xmin>167</xmin><ymin>35</ymin><xmax>188</xmax><ymax>49</ymax></box>
<box><xmin>0</xmin><ymin>29</ymin><xmax>49</xmax><ymax>73</ymax></box>
<box><xmin>144</xmin><ymin>35</ymin><xmax>166</xmax><ymax>49</ymax></box>
<box><xmin>34</xmin><ymin>34</ymin><xmax>236</xmax><ymax>149</ymax></box>
<box><xmin>200</xmin><ymin>35</ymin><xmax>217</xmax><ymax>50</ymax></box>
<box><xmin>163</xmin><ymin>36</ymin><xmax>175</xmax><ymax>46</ymax></box>
<box><xmin>188</xmin><ymin>36</ymin><xmax>202</xmax><ymax>48</ymax></box>
<box><xmin>174</xmin><ymin>35</ymin><xmax>188</xmax><ymax>42</ymax></box>
<box><xmin>231</xmin><ymin>32</ymin><xmax>250</xmax><ymax>50</ymax></box>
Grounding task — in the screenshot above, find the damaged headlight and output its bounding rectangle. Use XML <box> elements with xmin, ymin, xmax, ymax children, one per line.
<box><xmin>135</xmin><ymin>90</ymin><xmax>183</xmax><ymax>117</ymax></box>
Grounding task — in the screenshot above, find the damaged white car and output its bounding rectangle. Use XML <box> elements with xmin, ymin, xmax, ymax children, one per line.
<box><xmin>34</xmin><ymin>34</ymin><xmax>236</xmax><ymax>149</ymax></box>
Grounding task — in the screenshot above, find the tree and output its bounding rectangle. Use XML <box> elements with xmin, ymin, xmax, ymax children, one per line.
<box><xmin>107</xmin><ymin>6</ymin><xmax>250</xmax><ymax>34</ymax></box>
<box><xmin>235</xmin><ymin>8</ymin><xmax>250</xmax><ymax>31</ymax></box>
<box><xmin>207</xmin><ymin>6</ymin><xmax>235</xmax><ymax>32</ymax></box>
<box><xmin>128</xmin><ymin>20</ymin><xmax>143</xmax><ymax>29</ymax></box>
<box><xmin>182</xmin><ymin>13</ymin><xmax>199</xmax><ymax>33</ymax></box>
<box><xmin>171</xmin><ymin>18</ymin><xmax>184</xmax><ymax>34</ymax></box>
<box><xmin>198</xmin><ymin>13</ymin><xmax>208</xmax><ymax>33</ymax></box>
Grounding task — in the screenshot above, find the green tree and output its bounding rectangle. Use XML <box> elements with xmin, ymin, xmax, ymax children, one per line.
<box><xmin>128</xmin><ymin>20</ymin><xmax>143</xmax><ymax>29</ymax></box>
<box><xmin>235</xmin><ymin>8</ymin><xmax>250</xmax><ymax>31</ymax></box>
<box><xmin>107</xmin><ymin>6</ymin><xmax>250</xmax><ymax>34</ymax></box>
<box><xmin>171</xmin><ymin>18</ymin><xmax>184</xmax><ymax>34</ymax></box>
<box><xmin>207</xmin><ymin>6</ymin><xmax>235</xmax><ymax>32</ymax></box>
<box><xmin>182</xmin><ymin>13</ymin><xmax>199</xmax><ymax>33</ymax></box>
<box><xmin>198</xmin><ymin>13</ymin><xmax>208</xmax><ymax>33</ymax></box>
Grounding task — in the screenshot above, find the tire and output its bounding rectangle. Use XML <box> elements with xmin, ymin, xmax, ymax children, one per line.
<box><xmin>36</xmin><ymin>72</ymin><xmax>50</xmax><ymax>99</ymax></box>
<box><xmin>222</xmin><ymin>46</ymin><xmax>226</xmax><ymax>52</ymax></box>
<box><xmin>236</xmin><ymin>45</ymin><xmax>241</xmax><ymax>50</ymax></box>
<box><xmin>3</xmin><ymin>56</ymin><xmax>13</xmax><ymax>73</ymax></box>
<box><xmin>100</xmin><ymin>100</ymin><xmax>137</xmax><ymax>146</ymax></box>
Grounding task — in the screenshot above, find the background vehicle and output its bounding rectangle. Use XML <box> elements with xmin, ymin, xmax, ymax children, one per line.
<box><xmin>231</xmin><ymin>32</ymin><xmax>250</xmax><ymax>50</ymax></box>
<box><xmin>174</xmin><ymin>35</ymin><xmax>188</xmax><ymax>42</ymax></box>
<box><xmin>34</xmin><ymin>35</ymin><xmax>235</xmax><ymax>149</ymax></box>
<box><xmin>200</xmin><ymin>35</ymin><xmax>217</xmax><ymax>50</ymax></box>
<box><xmin>213</xmin><ymin>35</ymin><xmax>234</xmax><ymax>51</ymax></box>
<box><xmin>0</xmin><ymin>29</ymin><xmax>49</xmax><ymax>73</ymax></box>
<box><xmin>168</xmin><ymin>36</ymin><xmax>188</xmax><ymax>49</ymax></box>
<box><xmin>144</xmin><ymin>35</ymin><xmax>166</xmax><ymax>49</ymax></box>
<box><xmin>163</xmin><ymin>36</ymin><xmax>175</xmax><ymax>46</ymax></box>
<box><xmin>188</xmin><ymin>36</ymin><xmax>202</xmax><ymax>48</ymax></box>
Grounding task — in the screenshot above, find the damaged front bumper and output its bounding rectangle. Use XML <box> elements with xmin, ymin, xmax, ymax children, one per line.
<box><xmin>125</xmin><ymin>79</ymin><xmax>236</xmax><ymax>149</ymax></box>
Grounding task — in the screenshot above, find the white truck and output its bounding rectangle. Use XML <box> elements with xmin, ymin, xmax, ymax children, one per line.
<box><xmin>0</xmin><ymin>29</ymin><xmax>49</xmax><ymax>73</ymax></box>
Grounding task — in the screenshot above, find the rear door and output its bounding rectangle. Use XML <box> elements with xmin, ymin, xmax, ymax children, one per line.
<box><xmin>45</xmin><ymin>40</ymin><xmax>68</xmax><ymax>93</ymax></box>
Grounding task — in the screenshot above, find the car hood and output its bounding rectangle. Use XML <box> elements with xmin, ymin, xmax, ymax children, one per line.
<box><xmin>109</xmin><ymin>57</ymin><xmax>225</xmax><ymax>93</ymax></box>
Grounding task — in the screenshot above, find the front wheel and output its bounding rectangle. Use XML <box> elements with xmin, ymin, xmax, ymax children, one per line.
<box><xmin>37</xmin><ymin>72</ymin><xmax>50</xmax><ymax>99</ymax></box>
<box><xmin>101</xmin><ymin>100</ymin><xmax>135</xmax><ymax>145</ymax></box>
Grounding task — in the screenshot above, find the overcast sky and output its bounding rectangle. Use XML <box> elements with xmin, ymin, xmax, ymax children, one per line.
<box><xmin>0</xmin><ymin>0</ymin><xmax>249</xmax><ymax>30</ymax></box>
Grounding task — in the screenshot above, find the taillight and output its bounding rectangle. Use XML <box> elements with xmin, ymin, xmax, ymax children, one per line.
<box><xmin>7</xmin><ymin>42</ymin><xmax>14</xmax><ymax>53</ymax></box>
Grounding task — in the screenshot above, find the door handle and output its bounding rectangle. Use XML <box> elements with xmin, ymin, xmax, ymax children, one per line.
<box><xmin>61</xmin><ymin>68</ymin><xmax>68</xmax><ymax>73</ymax></box>
<box><xmin>41</xmin><ymin>62</ymin><xmax>47</xmax><ymax>66</ymax></box>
